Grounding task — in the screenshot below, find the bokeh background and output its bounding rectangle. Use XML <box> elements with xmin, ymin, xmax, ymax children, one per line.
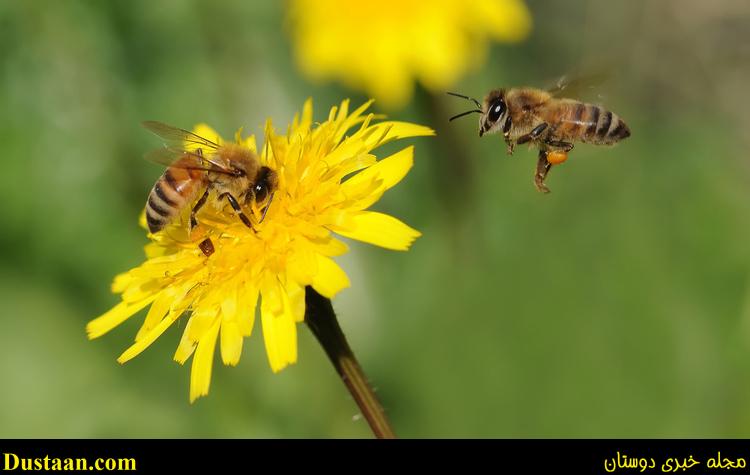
<box><xmin>1</xmin><ymin>0</ymin><xmax>749</xmax><ymax>437</ymax></box>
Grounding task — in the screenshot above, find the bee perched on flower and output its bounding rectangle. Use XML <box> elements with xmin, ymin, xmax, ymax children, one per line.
<box><xmin>88</xmin><ymin>100</ymin><xmax>434</xmax><ymax>402</ymax></box>
<box><xmin>287</xmin><ymin>0</ymin><xmax>533</xmax><ymax>108</ymax></box>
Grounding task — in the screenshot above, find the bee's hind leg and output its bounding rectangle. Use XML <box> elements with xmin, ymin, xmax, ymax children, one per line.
<box><xmin>198</xmin><ymin>238</ymin><xmax>215</xmax><ymax>257</ymax></box>
<box><xmin>534</xmin><ymin>150</ymin><xmax>553</xmax><ymax>194</ymax></box>
<box><xmin>189</xmin><ymin>188</ymin><xmax>214</xmax><ymax>257</ymax></box>
<box><xmin>544</xmin><ymin>140</ymin><xmax>574</xmax><ymax>152</ymax></box>
<box><xmin>529</xmin><ymin>132</ymin><xmax>575</xmax><ymax>193</ymax></box>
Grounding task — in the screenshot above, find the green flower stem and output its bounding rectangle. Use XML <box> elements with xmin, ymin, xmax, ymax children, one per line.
<box><xmin>304</xmin><ymin>286</ymin><xmax>396</xmax><ymax>439</ymax></box>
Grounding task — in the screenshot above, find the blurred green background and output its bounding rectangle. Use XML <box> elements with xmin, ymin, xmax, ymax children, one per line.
<box><xmin>1</xmin><ymin>0</ymin><xmax>749</xmax><ymax>437</ymax></box>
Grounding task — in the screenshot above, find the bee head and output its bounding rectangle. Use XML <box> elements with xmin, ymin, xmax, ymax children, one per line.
<box><xmin>479</xmin><ymin>89</ymin><xmax>510</xmax><ymax>138</ymax></box>
<box><xmin>245</xmin><ymin>166</ymin><xmax>279</xmax><ymax>225</ymax></box>
<box><xmin>447</xmin><ymin>90</ymin><xmax>511</xmax><ymax>139</ymax></box>
<box><xmin>252</xmin><ymin>166</ymin><xmax>278</xmax><ymax>204</ymax></box>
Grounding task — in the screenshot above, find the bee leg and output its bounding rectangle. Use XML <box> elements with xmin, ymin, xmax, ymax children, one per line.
<box><xmin>516</xmin><ymin>123</ymin><xmax>549</xmax><ymax>146</ymax></box>
<box><xmin>198</xmin><ymin>238</ymin><xmax>215</xmax><ymax>257</ymax></box>
<box><xmin>544</xmin><ymin>140</ymin><xmax>574</xmax><ymax>152</ymax></box>
<box><xmin>220</xmin><ymin>192</ymin><xmax>256</xmax><ymax>231</ymax></box>
<box><xmin>534</xmin><ymin>150</ymin><xmax>552</xmax><ymax>194</ymax></box>
<box><xmin>504</xmin><ymin>135</ymin><xmax>515</xmax><ymax>155</ymax></box>
<box><xmin>190</xmin><ymin>188</ymin><xmax>211</xmax><ymax>230</ymax></box>
<box><xmin>258</xmin><ymin>192</ymin><xmax>275</xmax><ymax>224</ymax></box>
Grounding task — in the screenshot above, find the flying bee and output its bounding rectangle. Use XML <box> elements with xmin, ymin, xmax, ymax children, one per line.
<box><xmin>448</xmin><ymin>79</ymin><xmax>631</xmax><ymax>193</ymax></box>
<box><xmin>142</xmin><ymin>121</ymin><xmax>278</xmax><ymax>256</ymax></box>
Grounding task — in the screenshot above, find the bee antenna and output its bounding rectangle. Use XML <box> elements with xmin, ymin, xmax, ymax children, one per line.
<box><xmin>449</xmin><ymin>109</ymin><xmax>483</xmax><ymax>122</ymax></box>
<box><xmin>446</xmin><ymin>91</ymin><xmax>482</xmax><ymax>109</ymax></box>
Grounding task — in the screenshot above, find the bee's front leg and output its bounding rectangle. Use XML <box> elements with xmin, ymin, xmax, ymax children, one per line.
<box><xmin>505</xmin><ymin>135</ymin><xmax>515</xmax><ymax>155</ymax></box>
<box><xmin>220</xmin><ymin>192</ymin><xmax>256</xmax><ymax>231</ymax></box>
<box><xmin>516</xmin><ymin>123</ymin><xmax>549</xmax><ymax>146</ymax></box>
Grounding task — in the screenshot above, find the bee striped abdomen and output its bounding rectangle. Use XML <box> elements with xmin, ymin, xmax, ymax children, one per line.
<box><xmin>551</xmin><ymin>101</ymin><xmax>630</xmax><ymax>146</ymax></box>
<box><xmin>550</xmin><ymin>101</ymin><xmax>595</xmax><ymax>141</ymax></box>
<box><xmin>588</xmin><ymin>107</ymin><xmax>630</xmax><ymax>145</ymax></box>
<box><xmin>146</xmin><ymin>162</ymin><xmax>205</xmax><ymax>233</ymax></box>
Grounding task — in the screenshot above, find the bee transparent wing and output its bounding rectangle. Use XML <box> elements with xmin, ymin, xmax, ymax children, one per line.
<box><xmin>144</xmin><ymin>146</ymin><xmax>238</xmax><ymax>176</ymax></box>
<box><xmin>546</xmin><ymin>72</ymin><xmax>609</xmax><ymax>101</ymax></box>
<box><xmin>142</xmin><ymin>121</ymin><xmax>221</xmax><ymax>150</ymax></box>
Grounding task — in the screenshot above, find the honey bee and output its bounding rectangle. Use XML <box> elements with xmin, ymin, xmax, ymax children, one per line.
<box><xmin>448</xmin><ymin>79</ymin><xmax>630</xmax><ymax>193</ymax></box>
<box><xmin>142</xmin><ymin>121</ymin><xmax>278</xmax><ymax>256</ymax></box>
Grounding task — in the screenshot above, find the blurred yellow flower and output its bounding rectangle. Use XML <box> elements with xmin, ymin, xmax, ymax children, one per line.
<box><xmin>288</xmin><ymin>0</ymin><xmax>532</xmax><ymax>108</ymax></box>
<box><xmin>88</xmin><ymin>99</ymin><xmax>434</xmax><ymax>402</ymax></box>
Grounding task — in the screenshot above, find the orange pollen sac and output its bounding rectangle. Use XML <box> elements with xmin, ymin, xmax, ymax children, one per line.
<box><xmin>547</xmin><ymin>150</ymin><xmax>568</xmax><ymax>165</ymax></box>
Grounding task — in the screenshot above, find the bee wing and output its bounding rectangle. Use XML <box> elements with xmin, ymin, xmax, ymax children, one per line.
<box><xmin>547</xmin><ymin>72</ymin><xmax>609</xmax><ymax>101</ymax></box>
<box><xmin>142</xmin><ymin>121</ymin><xmax>221</xmax><ymax>151</ymax></box>
<box><xmin>144</xmin><ymin>146</ymin><xmax>238</xmax><ymax>176</ymax></box>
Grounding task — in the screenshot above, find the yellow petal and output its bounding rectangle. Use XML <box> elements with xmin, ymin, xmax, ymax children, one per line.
<box><xmin>260</xmin><ymin>282</ymin><xmax>297</xmax><ymax>373</ymax></box>
<box><xmin>121</xmin><ymin>279</ymin><xmax>164</xmax><ymax>303</ymax></box>
<box><xmin>364</xmin><ymin>121</ymin><xmax>435</xmax><ymax>151</ymax></box>
<box><xmin>341</xmin><ymin>178</ymin><xmax>385</xmax><ymax>212</ymax></box>
<box><xmin>247</xmin><ymin>135</ymin><xmax>258</xmax><ymax>153</ymax></box>
<box><xmin>311</xmin><ymin>236</ymin><xmax>349</xmax><ymax>257</ymax></box>
<box><xmin>190</xmin><ymin>317</ymin><xmax>221</xmax><ymax>403</ymax></box>
<box><xmin>321</xmin><ymin>153</ymin><xmax>377</xmax><ymax>181</ymax></box>
<box><xmin>331</xmin><ymin>211</ymin><xmax>421</xmax><ymax>251</ymax></box>
<box><xmin>292</xmin><ymin>97</ymin><xmax>314</xmax><ymax>132</ymax></box>
<box><xmin>87</xmin><ymin>296</ymin><xmax>157</xmax><ymax>339</ymax></box>
<box><xmin>382</xmin><ymin>121</ymin><xmax>436</xmax><ymax>139</ymax></box>
<box><xmin>220</xmin><ymin>320</ymin><xmax>243</xmax><ymax>366</ymax></box>
<box><xmin>310</xmin><ymin>254</ymin><xmax>350</xmax><ymax>299</ymax></box>
<box><xmin>260</xmin><ymin>278</ymin><xmax>284</xmax><ymax>315</ymax></box>
<box><xmin>111</xmin><ymin>272</ymin><xmax>134</xmax><ymax>293</ymax></box>
<box><xmin>135</xmin><ymin>289</ymin><xmax>173</xmax><ymax>341</ymax></box>
<box><xmin>340</xmin><ymin>146</ymin><xmax>415</xmax><ymax>210</ymax></box>
<box><xmin>137</xmin><ymin>209</ymin><xmax>148</xmax><ymax>231</ymax></box>
<box><xmin>120</xmin><ymin>290</ymin><xmax>192</xmax><ymax>363</ymax></box>
<box><xmin>287</xmin><ymin>248</ymin><xmax>319</xmax><ymax>285</ymax></box>
<box><xmin>348</xmin><ymin>99</ymin><xmax>375</xmax><ymax>122</ymax></box>
<box><xmin>220</xmin><ymin>283</ymin><xmax>238</xmax><ymax>321</ymax></box>
<box><xmin>236</xmin><ymin>284</ymin><xmax>258</xmax><ymax>337</ymax></box>
<box><xmin>285</xmin><ymin>281</ymin><xmax>306</xmax><ymax>323</ymax></box>
<box><xmin>335</xmin><ymin>99</ymin><xmax>349</xmax><ymax>122</ymax></box>
<box><xmin>118</xmin><ymin>309</ymin><xmax>178</xmax><ymax>364</ymax></box>
<box><xmin>188</xmin><ymin>306</ymin><xmax>221</xmax><ymax>342</ymax></box>
<box><xmin>333</xmin><ymin>100</ymin><xmax>375</xmax><ymax>143</ymax></box>
<box><xmin>174</xmin><ymin>318</ymin><xmax>197</xmax><ymax>365</ymax></box>
<box><xmin>345</xmin><ymin>146</ymin><xmax>414</xmax><ymax>192</ymax></box>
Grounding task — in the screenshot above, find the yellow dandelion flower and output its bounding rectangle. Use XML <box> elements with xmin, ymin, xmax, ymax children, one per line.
<box><xmin>88</xmin><ymin>99</ymin><xmax>434</xmax><ymax>402</ymax></box>
<box><xmin>287</xmin><ymin>0</ymin><xmax>532</xmax><ymax>108</ymax></box>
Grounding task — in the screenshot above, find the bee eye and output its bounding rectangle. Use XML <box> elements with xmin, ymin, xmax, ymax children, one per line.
<box><xmin>254</xmin><ymin>183</ymin><xmax>268</xmax><ymax>202</ymax></box>
<box><xmin>488</xmin><ymin>99</ymin><xmax>506</xmax><ymax>123</ymax></box>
